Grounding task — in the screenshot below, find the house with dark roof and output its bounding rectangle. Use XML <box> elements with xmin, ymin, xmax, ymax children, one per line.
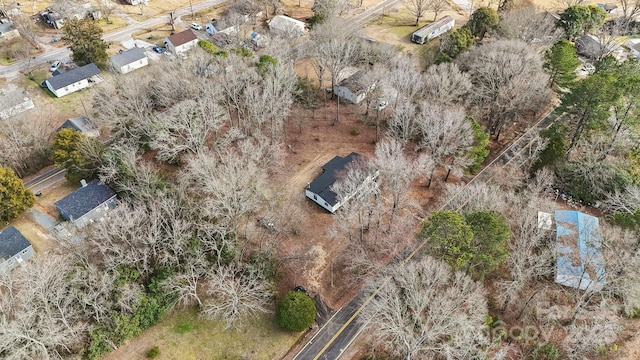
<box><xmin>110</xmin><ymin>47</ymin><xmax>148</xmax><ymax>74</ymax></box>
<box><xmin>44</xmin><ymin>63</ymin><xmax>101</xmax><ymax>98</ymax></box>
<box><xmin>0</xmin><ymin>226</ymin><xmax>34</xmax><ymax>274</ymax></box>
<box><xmin>58</xmin><ymin>116</ymin><xmax>100</xmax><ymax>138</ymax></box>
<box><xmin>55</xmin><ymin>179</ymin><xmax>117</xmax><ymax>228</ymax></box>
<box><xmin>305</xmin><ymin>152</ymin><xmax>377</xmax><ymax>213</ymax></box>
<box><xmin>164</xmin><ymin>29</ymin><xmax>198</xmax><ymax>55</ymax></box>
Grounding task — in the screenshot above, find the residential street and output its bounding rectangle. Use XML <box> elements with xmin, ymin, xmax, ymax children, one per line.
<box><xmin>0</xmin><ymin>0</ymin><xmax>228</xmax><ymax>79</ymax></box>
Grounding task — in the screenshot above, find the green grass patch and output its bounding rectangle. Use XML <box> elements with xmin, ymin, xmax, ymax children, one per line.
<box><xmin>100</xmin><ymin>16</ymin><xmax>128</xmax><ymax>33</ymax></box>
<box><xmin>104</xmin><ymin>308</ymin><xmax>300</xmax><ymax>360</ymax></box>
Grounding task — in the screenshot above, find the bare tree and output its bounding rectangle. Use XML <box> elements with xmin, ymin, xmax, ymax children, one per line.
<box><xmin>388</xmin><ymin>56</ymin><xmax>425</xmax><ymax>109</ymax></box>
<box><xmin>619</xmin><ymin>0</ymin><xmax>640</xmax><ymax>31</ymax></box>
<box><xmin>458</xmin><ymin>39</ymin><xmax>553</xmax><ymax>140</ymax></box>
<box><xmin>602</xmin><ymin>185</ymin><xmax>640</xmax><ymax>215</ymax></box>
<box><xmin>405</xmin><ymin>0</ymin><xmax>430</xmax><ymax>26</ymax></box>
<box><xmin>362</xmin><ymin>256</ymin><xmax>489</xmax><ymax>360</ymax></box>
<box><xmin>497</xmin><ymin>6</ymin><xmax>565</xmax><ymax>50</ymax></box>
<box><xmin>200</xmin><ymin>264</ymin><xmax>273</xmax><ymax>329</ymax></box>
<box><xmin>161</xmin><ymin>257</ymin><xmax>208</xmax><ymax>309</ymax></box>
<box><xmin>387</xmin><ymin>102</ymin><xmax>419</xmax><ymax>142</ymax></box>
<box><xmin>0</xmin><ymin>256</ymin><xmax>87</xmax><ymax>359</ymax></box>
<box><xmin>422</xmin><ymin>62</ymin><xmax>472</xmax><ymax>106</ymax></box>
<box><xmin>98</xmin><ymin>0</ymin><xmax>115</xmax><ymax>23</ymax></box>
<box><xmin>416</xmin><ymin>103</ymin><xmax>473</xmax><ymax>186</ymax></box>
<box><xmin>428</xmin><ymin>0</ymin><xmax>449</xmax><ymax>21</ymax></box>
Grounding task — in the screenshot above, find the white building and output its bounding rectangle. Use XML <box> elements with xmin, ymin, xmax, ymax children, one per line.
<box><xmin>164</xmin><ymin>29</ymin><xmax>198</xmax><ymax>55</ymax></box>
<box><xmin>268</xmin><ymin>15</ymin><xmax>305</xmax><ymax>37</ymax></box>
<box><xmin>44</xmin><ymin>63</ymin><xmax>101</xmax><ymax>98</ymax></box>
<box><xmin>0</xmin><ymin>226</ymin><xmax>35</xmax><ymax>274</ymax></box>
<box><xmin>0</xmin><ymin>88</ymin><xmax>34</xmax><ymax>120</ymax></box>
<box><xmin>110</xmin><ymin>47</ymin><xmax>148</xmax><ymax>74</ymax></box>
<box><xmin>412</xmin><ymin>16</ymin><xmax>455</xmax><ymax>44</ymax></box>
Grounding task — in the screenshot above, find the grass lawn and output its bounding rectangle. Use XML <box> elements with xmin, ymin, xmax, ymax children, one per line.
<box><xmin>132</xmin><ymin>23</ymin><xmax>184</xmax><ymax>44</ymax></box>
<box><xmin>99</xmin><ymin>16</ymin><xmax>129</xmax><ymax>33</ymax></box>
<box><xmin>102</xmin><ymin>308</ymin><xmax>300</xmax><ymax>360</ymax></box>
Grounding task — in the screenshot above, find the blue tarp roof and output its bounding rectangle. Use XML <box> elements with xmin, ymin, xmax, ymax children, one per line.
<box><xmin>554</xmin><ymin>210</ymin><xmax>606</xmax><ymax>290</ymax></box>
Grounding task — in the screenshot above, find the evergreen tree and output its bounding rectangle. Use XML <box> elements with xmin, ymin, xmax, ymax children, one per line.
<box><xmin>62</xmin><ymin>18</ymin><xmax>108</xmax><ymax>68</ymax></box>
<box><xmin>0</xmin><ymin>166</ymin><xmax>34</xmax><ymax>222</ymax></box>
<box><xmin>275</xmin><ymin>291</ymin><xmax>316</xmax><ymax>331</ymax></box>
<box><xmin>545</xmin><ymin>39</ymin><xmax>581</xmax><ymax>88</ymax></box>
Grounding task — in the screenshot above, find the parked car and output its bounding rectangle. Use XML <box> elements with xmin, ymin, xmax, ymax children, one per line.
<box><xmin>49</xmin><ymin>60</ymin><xmax>61</xmax><ymax>72</ymax></box>
<box><xmin>152</xmin><ymin>46</ymin><xmax>164</xmax><ymax>54</ymax></box>
<box><xmin>191</xmin><ymin>23</ymin><xmax>202</xmax><ymax>31</ymax></box>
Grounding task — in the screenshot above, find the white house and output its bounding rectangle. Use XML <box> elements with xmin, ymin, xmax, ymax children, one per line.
<box><xmin>55</xmin><ymin>179</ymin><xmax>117</xmax><ymax>228</ymax></box>
<box><xmin>44</xmin><ymin>63</ymin><xmax>101</xmax><ymax>98</ymax></box>
<box><xmin>412</xmin><ymin>16</ymin><xmax>455</xmax><ymax>44</ymax></box>
<box><xmin>0</xmin><ymin>226</ymin><xmax>35</xmax><ymax>274</ymax></box>
<box><xmin>305</xmin><ymin>152</ymin><xmax>378</xmax><ymax>213</ymax></box>
<box><xmin>164</xmin><ymin>29</ymin><xmax>198</xmax><ymax>55</ymax></box>
<box><xmin>110</xmin><ymin>47</ymin><xmax>148</xmax><ymax>74</ymax></box>
<box><xmin>333</xmin><ymin>70</ymin><xmax>371</xmax><ymax>104</ymax></box>
<box><xmin>268</xmin><ymin>15</ymin><xmax>305</xmax><ymax>37</ymax></box>
<box><xmin>0</xmin><ymin>88</ymin><xmax>35</xmax><ymax>120</ymax></box>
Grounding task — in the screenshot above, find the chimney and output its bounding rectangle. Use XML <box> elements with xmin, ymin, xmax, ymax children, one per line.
<box><xmin>80</xmin><ymin>179</ymin><xmax>87</xmax><ymax>187</ymax></box>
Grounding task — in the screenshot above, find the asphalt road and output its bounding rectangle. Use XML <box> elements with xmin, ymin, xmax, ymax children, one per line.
<box><xmin>0</xmin><ymin>0</ymin><xmax>228</xmax><ymax>79</ymax></box>
<box><xmin>23</xmin><ymin>167</ymin><xmax>67</xmax><ymax>193</ymax></box>
<box><xmin>293</xmin><ymin>106</ymin><xmax>563</xmax><ymax>360</ymax></box>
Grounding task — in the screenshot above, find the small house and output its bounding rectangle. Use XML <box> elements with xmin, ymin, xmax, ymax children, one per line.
<box><xmin>205</xmin><ymin>22</ymin><xmax>218</xmax><ymax>35</ymax></box>
<box><xmin>0</xmin><ymin>226</ymin><xmax>35</xmax><ymax>274</ymax></box>
<box><xmin>110</xmin><ymin>47</ymin><xmax>148</xmax><ymax>74</ymax></box>
<box><xmin>0</xmin><ymin>89</ymin><xmax>35</xmax><ymax>120</ymax></box>
<box><xmin>55</xmin><ymin>179</ymin><xmax>117</xmax><ymax>228</ymax></box>
<box><xmin>411</xmin><ymin>16</ymin><xmax>455</xmax><ymax>44</ymax></box>
<box><xmin>576</xmin><ymin>34</ymin><xmax>624</xmax><ymax>60</ymax></box>
<box><xmin>44</xmin><ymin>63</ymin><xmax>101</xmax><ymax>98</ymax></box>
<box><xmin>0</xmin><ymin>22</ymin><xmax>19</xmax><ymax>41</ymax></box>
<box><xmin>58</xmin><ymin>116</ymin><xmax>100</xmax><ymax>138</ymax></box>
<box><xmin>164</xmin><ymin>29</ymin><xmax>198</xmax><ymax>55</ymax></box>
<box><xmin>333</xmin><ymin>70</ymin><xmax>371</xmax><ymax>104</ymax></box>
<box><xmin>268</xmin><ymin>15</ymin><xmax>305</xmax><ymax>37</ymax></box>
<box><xmin>305</xmin><ymin>152</ymin><xmax>377</xmax><ymax>213</ymax></box>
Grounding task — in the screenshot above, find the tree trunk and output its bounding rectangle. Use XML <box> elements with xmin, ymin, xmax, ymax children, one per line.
<box><xmin>566</xmin><ymin>110</ymin><xmax>589</xmax><ymax>157</ymax></box>
<box><xmin>444</xmin><ymin>167</ymin><xmax>451</xmax><ymax>182</ymax></box>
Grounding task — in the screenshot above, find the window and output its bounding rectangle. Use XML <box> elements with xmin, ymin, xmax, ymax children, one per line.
<box><xmin>21</xmin><ymin>248</ymin><xmax>28</xmax><ymax>254</ymax></box>
<box><xmin>324</xmin><ymin>202</ymin><xmax>329</xmax><ymax>207</ymax></box>
<box><xmin>313</xmin><ymin>195</ymin><xmax>317</xmax><ymax>200</ymax></box>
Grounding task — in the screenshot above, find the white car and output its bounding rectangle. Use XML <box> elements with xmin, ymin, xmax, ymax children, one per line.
<box><xmin>190</xmin><ymin>23</ymin><xmax>202</xmax><ymax>31</ymax></box>
<box><xmin>49</xmin><ymin>60</ymin><xmax>61</xmax><ymax>72</ymax></box>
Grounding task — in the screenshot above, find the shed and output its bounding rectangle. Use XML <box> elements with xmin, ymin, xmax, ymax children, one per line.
<box><xmin>0</xmin><ymin>226</ymin><xmax>35</xmax><ymax>274</ymax></box>
<box><xmin>55</xmin><ymin>179</ymin><xmax>117</xmax><ymax>228</ymax></box>
<box><xmin>305</xmin><ymin>152</ymin><xmax>377</xmax><ymax>213</ymax></box>
<box><xmin>554</xmin><ymin>210</ymin><xmax>606</xmax><ymax>291</ymax></box>
<box><xmin>0</xmin><ymin>88</ymin><xmax>35</xmax><ymax>120</ymax></box>
<box><xmin>0</xmin><ymin>22</ymin><xmax>19</xmax><ymax>41</ymax></box>
<box><xmin>411</xmin><ymin>16</ymin><xmax>455</xmax><ymax>44</ymax></box>
<box><xmin>58</xmin><ymin>116</ymin><xmax>100</xmax><ymax>138</ymax></box>
<box><xmin>110</xmin><ymin>47</ymin><xmax>148</xmax><ymax>74</ymax></box>
<box><xmin>268</xmin><ymin>15</ymin><xmax>305</xmax><ymax>37</ymax></box>
<box><xmin>44</xmin><ymin>63</ymin><xmax>101</xmax><ymax>98</ymax></box>
<box><xmin>164</xmin><ymin>29</ymin><xmax>198</xmax><ymax>55</ymax></box>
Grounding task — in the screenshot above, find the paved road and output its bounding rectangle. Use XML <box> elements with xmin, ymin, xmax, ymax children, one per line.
<box><xmin>293</xmin><ymin>106</ymin><xmax>563</xmax><ymax>360</ymax></box>
<box><xmin>0</xmin><ymin>0</ymin><xmax>228</xmax><ymax>79</ymax></box>
<box><xmin>23</xmin><ymin>167</ymin><xmax>67</xmax><ymax>193</ymax></box>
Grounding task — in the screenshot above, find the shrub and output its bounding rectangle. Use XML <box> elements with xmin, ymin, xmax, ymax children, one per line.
<box><xmin>350</xmin><ymin>129</ymin><xmax>359</xmax><ymax>136</ymax></box>
<box><xmin>275</xmin><ymin>291</ymin><xmax>316</xmax><ymax>331</ymax></box>
<box><xmin>146</xmin><ymin>346</ymin><xmax>160</xmax><ymax>359</ymax></box>
<box><xmin>231</xmin><ymin>47</ymin><xmax>253</xmax><ymax>57</ymax></box>
<box><xmin>197</xmin><ymin>39</ymin><xmax>228</xmax><ymax>57</ymax></box>
<box><xmin>466</xmin><ymin>117</ymin><xmax>490</xmax><ymax>174</ymax></box>
<box><xmin>529</xmin><ymin>343</ymin><xmax>561</xmax><ymax>360</ymax></box>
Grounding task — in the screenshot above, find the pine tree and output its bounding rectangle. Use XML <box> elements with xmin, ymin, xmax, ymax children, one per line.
<box><xmin>62</xmin><ymin>18</ymin><xmax>108</xmax><ymax>68</ymax></box>
<box><xmin>0</xmin><ymin>166</ymin><xmax>34</xmax><ymax>222</ymax></box>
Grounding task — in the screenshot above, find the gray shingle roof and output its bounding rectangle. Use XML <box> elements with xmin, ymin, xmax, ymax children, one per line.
<box><xmin>46</xmin><ymin>63</ymin><xmax>100</xmax><ymax>90</ymax></box>
<box><xmin>110</xmin><ymin>47</ymin><xmax>146</xmax><ymax>68</ymax></box>
<box><xmin>0</xmin><ymin>226</ymin><xmax>31</xmax><ymax>260</ymax></box>
<box><xmin>307</xmin><ymin>152</ymin><xmax>361</xmax><ymax>206</ymax></box>
<box><xmin>55</xmin><ymin>179</ymin><xmax>116</xmax><ymax>221</ymax></box>
<box><xmin>58</xmin><ymin>116</ymin><xmax>98</xmax><ymax>134</ymax></box>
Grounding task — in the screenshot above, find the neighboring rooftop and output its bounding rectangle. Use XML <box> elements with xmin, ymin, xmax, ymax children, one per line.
<box><xmin>307</xmin><ymin>152</ymin><xmax>361</xmax><ymax>207</ymax></box>
<box><xmin>167</xmin><ymin>29</ymin><xmax>197</xmax><ymax>47</ymax></box>
<box><xmin>0</xmin><ymin>226</ymin><xmax>31</xmax><ymax>260</ymax></box>
<box><xmin>58</xmin><ymin>116</ymin><xmax>99</xmax><ymax>136</ymax></box>
<box><xmin>110</xmin><ymin>47</ymin><xmax>146</xmax><ymax>68</ymax></box>
<box><xmin>55</xmin><ymin>179</ymin><xmax>116</xmax><ymax>221</ymax></box>
<box><xmin>338</xmin><ymin>70</ymin><xmax>367</xmax><ymax>94</ymax></box>
<box><xmin>554</xmin><ymin>210</ymin><xmax>606</xmax><ymax>291</ymax></box>
<box><xmin>46</xmin><ymin>63</ymin><xmax>100</xmax><ymax>90</ymax></box>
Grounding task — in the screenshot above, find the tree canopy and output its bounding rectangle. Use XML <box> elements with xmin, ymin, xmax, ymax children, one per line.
<box><xmin>62</xmin><ymin>18</ymin><xmax>108</xmax><ymax>68</ymax></box>
<box><xmin>0</xmin><ymin>166</ymin><xmax>34</xmax><ymax>222</ymax></box>
<box><xmin>53</xmin><ymin>129</ymin><xmax>103</xmax><ymax>183</ymax></box>
<box><xmin>545</xmin><ymin>39</ymin><xmax>581</xmax><ymax>88</ymax></box>
<box><xmin>463</xmin><ymin>211</ymin><xmax>511</xmax><ymax>278</ymax></box>
<box><xmin>465</xmin><ymin>7</ymin><xmax>499</xmax><ymax>40</ymax></box>
<box><xmin>421</xmin><ymin>210</ymin><xmax>474</xmax><ymax>270</ymax></box>
<box><xmin>559</xmin><ymin>5</ymin><xmax>607</xmax><ymax>40</ymax></box>
<box><xmin>275</xmin><ymin>291</ymin><xmax>316</xmax><ymax>331</ymax></box>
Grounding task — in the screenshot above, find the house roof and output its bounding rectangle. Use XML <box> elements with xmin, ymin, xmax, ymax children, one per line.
<box><xmin>0</xmin><ymin>226</ymin><xmax>31</xmax><ymax>260</ymax></box>
<box><xmin>58</xmin><ymin>116</ymin><xmax>99</xmax><ymax>134</ymax></box>
<box><xmin>554</xmin><ymin>210</ymin><xmax>606</xmax><ymax>290</ymax></box>
<box><xmin>269</xmin><ymin>15</ymin><xmax>305</xmax><ymax>32</ymax></box>
<box><xmin>167</xmin><ymin>29</ymin><xmax>197</xmax><ymax>47</ymax></box>
<box><xmin>0</xmin><ymin>22</ymin><xmax>15</xmax><ymax>34</ymax></box>
<box><xmin>413</xmin><ymin>15</ymin><xmax>454</xmax><ymax>37</ymax></box>
<box><xmin>110</xmin><ymin>47</ymin><xmax>147</xmax><ymax>68</ymax></box>
<box><xmin>307</xmin><ymin>152</ymin><xmax>361</xmax><ymax>206</ymax></box>
<box><xmin>46</xmin><ymin>63</ymin><xmax>100</xmax><ymax>90</ymax></box>
<box><xmin>55</xmin><ymin>179</ymin><xmax>116</xmax><ymax>221</ymax></box>
<box><xmin>338</xmin><ymin>70</ymin><xmax>367</xmax><ymax>94</ymax></box>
